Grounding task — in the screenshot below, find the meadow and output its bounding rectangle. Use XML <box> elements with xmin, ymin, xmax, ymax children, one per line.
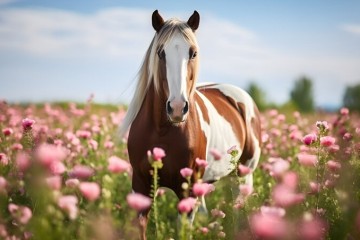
<box><xmin>0</xmin><ymin>99</ymin><xmax>359</xmax><ymax>240</ymax></box>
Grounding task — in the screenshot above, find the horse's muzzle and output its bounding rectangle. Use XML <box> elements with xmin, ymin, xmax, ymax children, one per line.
<box><xmin>166</xmin><ymin>100</ymin><xmax>189</xmax><ymax>124</ymax></box>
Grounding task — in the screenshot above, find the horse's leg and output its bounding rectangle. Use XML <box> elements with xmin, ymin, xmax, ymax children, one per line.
<box><xmin>198</xmin><ymin>195</ymin><xmax>208</xmax><ymax>214</ymax></box>
<box><xmin>132</xmin><ymin>173</ymin><xmax>152</xmax><ymax>240</ymax></box>
<box><xmin>138</xmin><ymin>210</ymin><xmax>150</xmax><ymax>240</ymax></box>
<box><xmin>244</xmin><ymin>138</ymin><xmax>261</xmax><ymax>188</ymax></box>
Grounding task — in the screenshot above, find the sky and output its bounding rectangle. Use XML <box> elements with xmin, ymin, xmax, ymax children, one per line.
<box><xmin>0</xmin><ymin>0</ymin><xmax>359</xmax><ymax>108</ymax></box>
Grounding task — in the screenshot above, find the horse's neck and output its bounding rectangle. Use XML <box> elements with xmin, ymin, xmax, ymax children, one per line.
<box><xmin>142</xmin><ymin>82</ymin><xmax>169</xmax><ymax>131</ymax></box>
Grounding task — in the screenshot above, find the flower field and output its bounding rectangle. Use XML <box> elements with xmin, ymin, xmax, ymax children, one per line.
<box><xmin>0</xmin><ymin>99</ymin><xmax>360</xmax><ymax>240</ymax></box>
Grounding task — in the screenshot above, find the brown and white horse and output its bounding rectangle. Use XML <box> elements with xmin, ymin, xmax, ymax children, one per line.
<box><xmin>120</xmin><ymin>10</ymin><xmax>261</xmax><ymax>239</ymax></box>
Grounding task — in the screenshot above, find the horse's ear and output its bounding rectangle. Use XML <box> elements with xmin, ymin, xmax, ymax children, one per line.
<box><xmin>152</xmin><ymin>10</ymin><xmax>164</xmax><ymax>32</ymax></box>
<box><xmin>187</xmin><ymin>11</ymin><xmax>200</xmax><ymax>31</ymax></box>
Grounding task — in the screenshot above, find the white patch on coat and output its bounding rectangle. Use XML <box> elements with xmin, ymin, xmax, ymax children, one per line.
<box><xmin>195</xmin><ymin>90</ymin><xmax>241</xmax><ymax>182</ymax></box>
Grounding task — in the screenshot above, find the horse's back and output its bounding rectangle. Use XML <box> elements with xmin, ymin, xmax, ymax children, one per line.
<box><xmin>195</xmin><ymin>83</ymin><xmax>261</xmax><ymax>183</ymax></box>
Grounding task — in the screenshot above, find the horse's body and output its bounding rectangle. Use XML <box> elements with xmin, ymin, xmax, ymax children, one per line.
<box><xmin>120</xmin><ymin>10</ymin><xmax>261</xmax><ymax>239</ymax></box>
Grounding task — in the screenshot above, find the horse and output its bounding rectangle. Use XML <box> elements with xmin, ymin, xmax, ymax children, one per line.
<box><xmin>120</xmin><ymin>10</ymin><xmax>261</xmax><ymax>239</ymax></box>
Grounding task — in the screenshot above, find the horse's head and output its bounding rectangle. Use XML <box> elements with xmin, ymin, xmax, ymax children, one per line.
<box><xmin>151</xmin><ymin>10</ymin><xmax>200</xmax><ymax>124</ymax></box>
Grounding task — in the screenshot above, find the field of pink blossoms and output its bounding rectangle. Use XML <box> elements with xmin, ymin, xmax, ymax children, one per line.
<box><xmin>0</xmin><ymin>99</ymin><xmax>360</xmax><ymax>240</ymax></box>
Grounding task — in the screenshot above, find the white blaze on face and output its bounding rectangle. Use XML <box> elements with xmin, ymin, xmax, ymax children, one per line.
<box><xmin>164</xmin><ymin>31</ymin><xmax>190</xmax><ymax>121</ymax></box>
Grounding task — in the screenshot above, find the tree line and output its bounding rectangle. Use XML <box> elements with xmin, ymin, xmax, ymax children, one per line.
<box><xmin>247</xmin><ymin>77</ymin><xmax>360</xmax><ymax>112</ymax></box>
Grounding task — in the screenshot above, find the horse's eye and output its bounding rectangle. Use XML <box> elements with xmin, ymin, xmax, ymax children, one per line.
<box><xmin>190</xmin><ymin>51</ymin><xmax>197</xmax><ymax>59</ymax></box>
<box><xmin>157</xmin><ymin>49</ymin><xmax>165</xmax><ymax>59</ymax></box>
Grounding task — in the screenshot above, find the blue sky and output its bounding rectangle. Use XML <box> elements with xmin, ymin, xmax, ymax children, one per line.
<box><xmin>0</xmin><ymin>0</ymin><xmax>359</xmax><ymax>107</ymax></box>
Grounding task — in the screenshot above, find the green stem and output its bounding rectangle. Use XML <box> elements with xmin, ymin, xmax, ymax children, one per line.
<box><xmin>179</xmin><ymin>213</ymin><xmax>188</xmax><ymax>240</ymax></box>
<box><xmin>152</xmin><ymin>165</ymin><xmax>159</xmax><ymax>238</ymax></box>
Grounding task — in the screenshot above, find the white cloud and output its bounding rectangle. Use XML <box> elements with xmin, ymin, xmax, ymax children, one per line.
<box><xmin>341</xmin><ymin>24</ymin><xmax>360</xmax><ymax>36</ymax></box>
<box><xmin>0</xmin><ymin>8</ymin><xmax>153</xmax><ymax>58</ymax></box>
<box><xmin>0</xmin><ymin>7</ymin><xmax>359</xmax><ymax>106</ymax></box>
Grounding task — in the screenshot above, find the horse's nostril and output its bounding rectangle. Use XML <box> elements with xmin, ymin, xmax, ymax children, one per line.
<box><xmin>183</xmin><ymin>101</ymin><xmax>189</xmax><ymax>114</ymax></box>
<box><xmin>166</xmin><ymin>101</ymin><xmax>173</xmax><ymax>114</ymax></box>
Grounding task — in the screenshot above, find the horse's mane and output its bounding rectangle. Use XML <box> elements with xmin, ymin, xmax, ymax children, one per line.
<box><xmin>119</xmin><ymin>18</ymin><xmax>199</xmax><ymax>137</ymax></box>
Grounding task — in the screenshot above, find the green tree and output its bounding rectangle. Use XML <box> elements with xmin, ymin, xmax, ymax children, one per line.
<box><xmin>247</xmin><ymin>82</ymin><xmax>267</xmax><ymax>111</ymax></box>
<box><xmin>343</xmin><ymin>83</ymin><xmax>360</xmax><ymax>112</ymax></box>
<box><xmin>290</xmin><ymin>76</ymin><xmax>315</xmax><ymax>112</ymax></box>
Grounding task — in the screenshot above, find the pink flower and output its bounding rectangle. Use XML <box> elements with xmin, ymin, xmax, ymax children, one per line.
<box><xmin>152</xmin><ymin>147</ymin><xmax>166</xmax><ymax>161</ymax></box>
<box><xmin>46</xmin><ymin>176</ymin><xmax>62</xmax><ymax>190</ymax></box>
<box><xmin>302</xmin><ymin>133</ymin><xmax>317</xmax><ymax>145</ymax></box>
<box><xmin>195</xmin><ymin>158</ymin><xmax>208</xmax><ymax>168</ymax></box>
<box><xmin>299</xmin><ymin>217</ymin><xmax>327</xmax><ymax>240</ymax></box>
<box><xmin>104</xmin><ymin>140</ymin><xmax>114</xmax><ymax>149</ymax></box>
<box><xmin>0</xmin><ymin>176</ymin><xmax>7</xmax><ymax>192</ymax></box>
<box><xmin>289</xmin><ymin>130</ymin><xmax>302</xmax><ymax>140</ymax></box>
<box><xmin>200</xmin><ymin>227</ymin><xmax>209</xmax><ymax>234</ymax></box>
<box><xmin>209</xmin><ymin>148</ymin><xmax>222</xmax><ymax>160</ymax></box>
<box><xmin>325</xmin><ymin>179</ymin><xmax>336</xmax><ymax>188</ymax></box>
<box><xmin>12</xmin><ymin>143</ymin><xmax>23</xmax><ymax>150</ymax></box>
<box><xmin>356</xmin><ymin>128</ymin><xmax>360</xmax><ymax>135</ymax></box>
<box><xmin>294</xmin><ymin>111</ymin><xmax>300</xmax><ymax>118</ymax></box>
<box><xmin>343</xmin><ymin>132</ymin><xmax>352</xmax><ymax>141</ymax></box>
<box><xmin>180</xmin><ymin>168</ymin><xmax>193</xmax><ymax>178</ymax></box>
<box><xmin>0</xmin><ymin>153</ymin><xmax>8</xmax><ymax>165</ymax></box>
<box><xmin>76</xmin><ymin>130</ymin><xmax>91</xmax><ymax>139</ymax></box>
<box><xmin>262</xmin><ymin>133</ymin><xmax>269</xmax><ymax>143</ymax></box>
<box><xmin>272</xmin><ymin>184</ymin><xmax>304</xmax><ymax>207</ymax></box>
<box><xmin>282</xmin><ymin>171</ymin><xmax>298</xmax><ymax>190</ymax></box>
<box><xmin>156</xmin><ymin>188</ymin><xmax>165</xmax><ymax>197</ymax></box>
<box><xmin>328</xmin><ymin>144</ymin><xmax>340</xmax><ymax>153</ymax></box>
<box><xmin>269</xmin><ymin>158</ymin><xmax>290</xmax><ymax>177</ymax></box>
<box><xmin>58</xmin><ymin>195</ymin><xmax>78</xmax><ymax>220</ymax></box>
<box><xmin>277</xmin><ymin>114</ymin><xmax>286</xmax><ymax>122</ymax></box>
<box><xmin>193</xmin><ymin>182</ymin><xmax>215</xmax><ymax>196</ymax></box>
<box><xmin>16</xmin><ymin>152</ymin><xmax>30</xmax><ymax>172</ymax></box>
<box><xmin>126</xmin><ymin>193</ymin><xmax>152</xmax><ymax>211</ymax></box>
<box><xmin>320</xmin><ymin>136</ymin><xmax>335</xmax><ymax>147</ymax></box>
<box><xmin>250</xmin><ymin>212</ymin><xmax>288</xmax><ymax>239</ymax></box>
<box><xmin>178</xmin><ymin>197</ymin><xmax>197</xmax><ymax>213</ymax></box>
<box><xmin>239</xmin><ymin>184</ymin><xmax>253</xmax><ymax>197</ymax></box>
<box><xmin>298</xmin><ymin>153</ymin><xmax>317</xmax><ymax>167</ymax></box>
<box><xmin>79</xmin><ymin>182</ymin><xmax>101</xmax><ymax>201</ymax></box>
<box><xmin>309</xmin><ymin>181</ymin><xmax>320</xmax><ymax>194</ymax></box>
<box><xmin>88</xmin><ymin>139</ymin><xmax>98</xmax><ymax>150</ymax></box>
<box><xmin>226</xmin><ymin>145</ymin><xmax>237</xmax><ymax>154</ymax></box>
<box><xmin>326</xmin><ymin>160</ymin><xmax>341</xmax><ymax>172</ymax></box>
<box><xmin>300</xmin><ymin>145</ymin><xmax>310</xmax><ymax>152</ymax></box>
<box><xmin>2</xmin><ymin>128</ymin><xmax>13</xmax><ymax>136</ymax></box>
<box><xmin>91</xmin><ymin>125</ymin><xmax>101</xmax><ymax>133</ymax></box>
<box><xmin>50</xmin><ymin>161</ymin><xmax>66</xmax><ymax>175</ymax></box>
<box><xmin>36</xmin><ymin>144</ymin><xmax>67</xmax><ymax>166</ymax></box>
<box><xmin>211</xmin><ymin>209</ymin><xmax>226</xmax><ymax>218</ymax></box>
<box><xmin>65</xmin><ymin>178</ymin><xmax>80</xmax><ymax>188</ymax></box>
<box><xmin>108</xmin><ymin>156</ymin><xmax>131</xmax><ymax>174</ymax></box>
<box><xmin>8</xmin><ymin>204</ymin><xmax>32</xmax><ymax>224</ymax></box>
<box><xmin>340</xmin><ymin>107</ymin><xmax>349</xmax><ymax>115</ymax></box>
<box><xmin>22</xmin><ymin>118</ymin><xmax>35</xmax><ymax>130</ymax></box>
<box><xmin>268</xmin><ymin>109</ymin><xmax>278</xmax><ymax>117</ymax></box>
<box><xmin>260</xmin><ymin>206</ymin><xmax>286</xmax><ymax>218</ymax></box>
<box><xmin>238</xmin><ymin>164</ymin><xmax>252</xmax><ymax>176</ymax></box>
<box><xmin>69</xmin><ymin>165</ymin><xmax>94</xmax><ymax>179</ymax></box>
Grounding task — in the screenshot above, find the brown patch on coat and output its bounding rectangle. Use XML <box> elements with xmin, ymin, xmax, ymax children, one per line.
<box><xmin>240</xmin><ymin>101</ymin><xmax>261</xmax><ymax>165</ymax></box>
<box><xmin>128</xmin><ymin>79</ymin><xmax>208</xmax><ymax>201</ymax></box>
<box><xmin>198</xmin><ymin>88</ymin><xmax>247</xmax><ymax>152</ymax></box>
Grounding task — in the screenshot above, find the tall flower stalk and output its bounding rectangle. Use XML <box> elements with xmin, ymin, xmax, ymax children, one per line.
<box><xmin>148</xmin><ymin>147</ymin><xmax>164</xmax><ymax>239</ymax></box>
